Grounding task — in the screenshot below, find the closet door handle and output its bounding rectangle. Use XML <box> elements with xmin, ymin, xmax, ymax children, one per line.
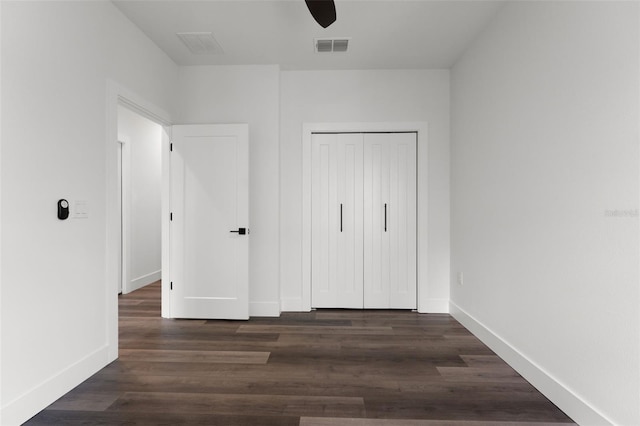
<box><xmin>340</xmin><ymin>203</ymin><xmax>343</xmax><ymax>232</ymax></box>
<box><xmin>384</xmin><ymin>203</ymin><xmax>387</xmax><ymax>232</ymax></box>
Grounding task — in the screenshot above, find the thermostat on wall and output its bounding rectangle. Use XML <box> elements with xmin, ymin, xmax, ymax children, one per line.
<box><xmin>57</xmin><ymin>199</ymin><xmax>69</xmax><ymax>220</ymax></box>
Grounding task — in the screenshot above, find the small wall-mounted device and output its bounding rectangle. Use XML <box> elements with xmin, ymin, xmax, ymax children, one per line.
<box><xmin>57</xmin><ymin>199</ymin><xmax>69</xmax><ymax>220</ymax></box>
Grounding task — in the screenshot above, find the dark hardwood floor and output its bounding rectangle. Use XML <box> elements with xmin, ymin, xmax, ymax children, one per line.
<box><xmin>26</xmin><ymin>282</ymin><xmax>575</xmax><ymax>425</ymax></box>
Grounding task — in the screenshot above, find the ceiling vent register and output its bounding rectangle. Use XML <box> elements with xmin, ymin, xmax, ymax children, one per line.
<box><xmin>177</xmin><ymin>32</ymin><xmax>224</xmax><ymax>55</ymax></box>
<box><xmin>315</xmin><ymin>38</ymin><xmax>349</xmax><ymax>53</ymax></box>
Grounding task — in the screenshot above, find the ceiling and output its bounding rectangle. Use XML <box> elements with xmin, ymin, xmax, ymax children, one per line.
<box><xmin>113</xmin><ymin>0</ymin><xmax>505</xmax><ymax>70</ymax></box>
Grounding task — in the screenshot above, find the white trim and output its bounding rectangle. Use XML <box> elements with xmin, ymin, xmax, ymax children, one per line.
<box><xmin>0</xmin><ymin>346</ymin><xmax>109</xmax><ymax>426</ymax></box>
<box><xmin>116</xmin><ymin>139</ymin><xmax>124</xmax><ymax>294</ymax></box>
<box><xmin>0</xmin><ymin>2</ymin><xmax>4</xmax><ymax>415</ymax></box>
<box><xmin>421</xmin><ymin>298</ymin><xmax>449</xmax><ymax>314</ymax></box>
<box><xmin>299</xmin><ymin>122</ymin><xmax>431</xmax><ymax>312</ymax></box>
<box><xmin>128</xmin><ymin>270</ymin><xmax>162</xmax><ymax>293</ymax></box>
<box><xmin>106</xmin><ymin>80</ymin><xmax>172</xmax><ymax>361</ymax></box>
<box><xmin>450</xmin><ymin>301</ymin><xmax>613</xmax><ymax>426</ymax></box>
<box><xmin>280</xmin><ymin>298</ymin><xmax>304</xmax><ymax>312</ymax></box>
<box><xmin>118</xmin><ymin>137</ymin><xmax>131</xmax><ymax>295</ymax></box>
<box><xmin>117</xmin><ymin>94</ymin><xmax>171</xmax><ymax>128</ymax></box>
<box><xmin>637</xmin><ymin>8</ymin><xmax>640</xmax><ymax>426</ymax></box>
<box><xmin>249</xmin><ymin>301</ymin><xmax>281</xmax><ymax>317</ymax></box>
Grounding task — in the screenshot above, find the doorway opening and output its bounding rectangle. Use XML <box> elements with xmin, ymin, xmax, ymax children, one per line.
<box><xmin>117</xmin><ymin>105</ymin><xmax>163</xmax><ymax>296</ymax></box>
<box><xmin>106</xmin><ymin>82</ymin><xmax>172</xmax><ymax>361</ymax></box>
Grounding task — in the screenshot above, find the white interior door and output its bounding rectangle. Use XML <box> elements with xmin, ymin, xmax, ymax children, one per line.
<box><xmin>364</xmin><ymin>133</ymin><xmax>417</xmax><ymax>309</ymax></box>
<box><xmin>311</xmin><ymin>133</ymin><xmax>363</xmax><ymax>308</ymax></box>
<box><xmin>170</xmin><ymin>124</ymin><xmax>249</xmax><ymax>319</ymax></box>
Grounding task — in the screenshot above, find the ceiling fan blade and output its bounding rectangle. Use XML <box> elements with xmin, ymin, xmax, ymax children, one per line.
<box><xmin>305</xmin><ymin>0</ymin><xmax>336</xmax><ymax>28</ymax></box>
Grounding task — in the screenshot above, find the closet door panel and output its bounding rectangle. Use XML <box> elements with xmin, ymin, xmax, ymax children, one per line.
<box><xmin>311</xmin><ymin>134</ymin><xmax>338</xmax><ymax>307</ymax></box>
<box><xmin>311</xmin><ymin>133</ymin><xmax>363</xmax><ymax>308</ymax></box>
<box><xmin>364</xmin><ymin>135</ymin><xmax>390</xmax><ymax>308</ymax></box>
<box><xmin>364</xmin><ymin>133</ymin><xmax>417</xmax><ymax>309</ymax></box>
<box><xmin>336</xmin><ymin>135</ymin><xmax>364</xmax><ymax>308</ymax></box>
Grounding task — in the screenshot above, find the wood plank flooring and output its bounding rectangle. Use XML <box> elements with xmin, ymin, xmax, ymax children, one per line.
<box><xmin>25</xmin><ymin>282</ymin><xmax>575</xmax><ymax>425</ymax></box>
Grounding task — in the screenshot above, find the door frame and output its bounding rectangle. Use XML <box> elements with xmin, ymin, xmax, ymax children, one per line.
<box><xmin>116</xmin><ymin>136</ymin><xmax>129</xmax><ymax>295</ymax></box>
<box><xmin>106</xmin><ymin>81</ymin><xmax>172</xmax><ymax>361</ymax></box>
<box><xmin>302</xmin><ymin>122</ymin><xmax>429</xmax><ymax>313</ymax></box>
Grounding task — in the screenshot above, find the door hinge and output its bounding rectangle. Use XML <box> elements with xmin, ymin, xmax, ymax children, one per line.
<box><xmin>170</xmin><ymin>143</ymin><xmax>173</xmax><ymax>152</ymax></box>
<box><xmin>170</xmin><ymin>212</ymin><xmax>173</xmax><ymax>221</ymax></box>
<box><xmin>170</xmin><ymin>281</ymin><xmax>173</xmax><ymax>290</ymax></box>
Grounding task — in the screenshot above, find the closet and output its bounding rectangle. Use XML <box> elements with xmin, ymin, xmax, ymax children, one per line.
<box><xmin>311</xmin><ymin>132</ymin><xmax>417</xmax><ymax>309</ymax></box>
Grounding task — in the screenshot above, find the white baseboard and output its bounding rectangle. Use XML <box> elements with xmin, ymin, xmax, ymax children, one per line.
<box><xmin>249</xmin><ymin>301</ymin><xmax>280</xmax><ymax>317</ymax></box>
<box><xmin>449</xmin><ymin>301</ymin><xmax>613</xmax><ymax>426</ymax></box>
<box><xmin>127</xmin><ymin>270</ymin><xmax>161</xmax><ymax>293</ymax></box>
<box><xmin>418</xmin><ymin>298</ymin><xmax>449</xmax><ymax>313</ymax></box>
<box><xmin>280</xmin><ymin>298</ymin><xmax>305</xmax><ymax>312</ymax></box>
<box><xmin>0</xmin><ymin>345</ymin><xmax>110</xmax><ymax>426</ymax></box>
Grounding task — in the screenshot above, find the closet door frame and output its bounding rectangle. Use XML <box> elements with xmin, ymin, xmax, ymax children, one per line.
<box><xmin>301</xmin><ymin>122</ymin><xmax>429</xmax><ymax>313</ymax></box>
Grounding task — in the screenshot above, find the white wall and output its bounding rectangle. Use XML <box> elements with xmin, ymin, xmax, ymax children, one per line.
<box><xmin>118</xmin><ymin>106</ymin><xmax>163</xmax><ymax>292</ymax></box>
<box><xmin>0</xmin><ymin>2</ymin><xmax>177</xmax><ymax>424</ymax></box>
<box><xmin>0</xmin><ymin>0</ymin><xmax>4</xmax><ymax>416</ymax></box>
<box><xmin>173</xmin><ymin>65</ymin><xmax>281</xmax><ymax>317</ymax></box>
<box><xmin>450</xmin><ymin>2</ymin><xmax>639</xmax><ymax>425</ymax></box>
<box><xmin>280</xmin><ymin>70</ymin><xmax>450</xmax><ymax>312</ymax></box>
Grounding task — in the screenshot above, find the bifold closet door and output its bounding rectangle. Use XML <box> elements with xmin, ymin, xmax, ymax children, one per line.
<box><xmin>364</xmin><ymin>133</ymin><xmax>417</xmax><ymax>309</ymax></box>
<box><xmin>311</xmin><ymin>133</ymin><xmax>364</xmax><ymax>308</ymax></box>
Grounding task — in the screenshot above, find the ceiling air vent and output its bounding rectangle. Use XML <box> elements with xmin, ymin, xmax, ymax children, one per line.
<box><xmin>315</xmin><ymin>38</ymin><xmax>350</xmax><ymax>53</ymax></box>
<box><xmin>176</xmin><ymin>32</ymin><xmax>224</xmax><ymax>55</ymax></box>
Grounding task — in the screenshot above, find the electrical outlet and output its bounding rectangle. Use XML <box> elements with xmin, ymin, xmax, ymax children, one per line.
<box><xmin>457</xmin><ymin>272</ymin><xmax>464</xmax><ymax>286</ymax></box>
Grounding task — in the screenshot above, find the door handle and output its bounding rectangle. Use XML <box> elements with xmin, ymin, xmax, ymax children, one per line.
<box><xmin>230</xmin><ymin>227</ymin><xmax>247</xmax><ymax>235</ymax></box>
<box><xmin>384</xmin><ymin>203</ymin><xmax>387</xmax><ymax>232</ymax></box>
<box><xmin>340</xmin><ymin>203</ymin><xmax>343</xmax><ymax>232</ymax></box>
